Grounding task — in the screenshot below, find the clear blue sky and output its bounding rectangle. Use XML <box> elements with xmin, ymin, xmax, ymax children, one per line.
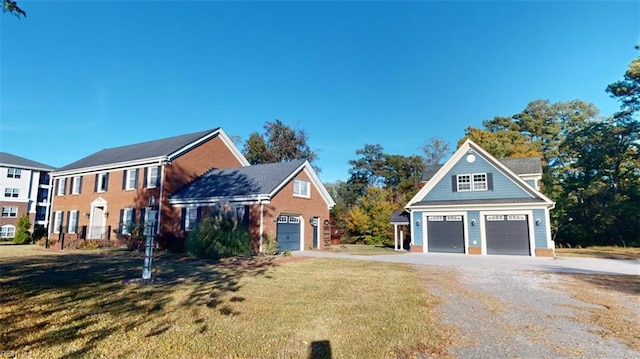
<box><xmin>1</xmin><ymin>1</ymin><xmax>638</xmax><ymax>183</ymax></box>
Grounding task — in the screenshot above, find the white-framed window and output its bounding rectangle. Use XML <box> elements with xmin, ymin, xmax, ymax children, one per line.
<box><xmin>1</xmin><ymin>207</ymin><xmax>18</xmax><ymax>218</ymax></box>
<box><xmin>456</xmin><ymin>175</ymin><xmax>471</xmax><ymax>191</ymax></box>
<box><xmin>0</xmin><ymin>225</ymin><xmax>16</xmax><ymax>238</ymax></box>
<box><xmin>97</xmin><ymin>173</ymin><xmax>108</xmax><ymax>192</ymax></box>
<box><xmin>486</xmin><ymin>215</ymin><xmax>505</xmax><ymax>221</ymax></box>
<box><xmin>68</xmin><ymin>210</ymin><xmax>79</xmax><ymax>234</ymax></box>
<box><xmin>57</xmin><ymin>178</ymin><xmax>67</xmax><ymax>196</ymax></box>
<box><xmin>288</xmin><ymin>216</ymin><xmax>300</xmax><ymax>224</ymax></box>
<box><xmin>277</xmin><ymin>215</ymin><xmax>288</xmax><ymax>223</ymax></box>
<box><xmin>122</xmin><ymin>207</ymin><xmax>134</xmax><ymax>235</ymax></box>
<box><xmin>473</xmin><ymin>173</ymin><xmax>487</xmax><ymax>191</ymax></box>
<box><xmin>428</xmin><ymin>216</ymin><xmax>444</xmax><ymax>221</ymax></box>
<box><xmin>185</xmin><ymin>207</ymin><xmax>198</xmax><ymax>230</ymax></box>
<box><xmin>4</xmin><ymin>188</ymin><xmax>19</xmax><ymax>198</ymax></box>
<box><xmin>293</xmin><ymin>179</ymin><xmax>310</xmax><ymax>198</ymax></box>
<box><xmin>125</xmin><ymin>169</ymin><xmax>137</xmax><ymax>190</ymax></box>
<box><xmin>146</xmin><ymin>166</ymin><xmax>159</xmax><ymax>188</ymax></box>
<box><xmin>71</xmin><ymin>176</ymin><xmax>82</xmax><ymax>195</ymax></box>
<box><xmin>53</xmin><ymin>211</ymin><xmax>63</xmax><ymax>233</ymax></box>
<box><xmin>446</xmin><ymin>216</ymin><xmax>463</xmax><ymax>221</ymax></box>
<box><xmin>507</xmin><ymin>215</ymin><xmax>526</xmax><ymax>221</ymax></box>
<box><xmin>7</xmin><ymin>168</ymin><xmax>21</xmax><ymax>179</ymax></box>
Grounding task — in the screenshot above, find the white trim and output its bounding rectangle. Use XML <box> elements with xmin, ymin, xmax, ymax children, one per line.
<box><xmin>50</xmin><ymin>156</ymin><xmax>168</xmax><ymax>177</ymax></box>
<box><xmin>421</xmin><ymin>211</ymin><xmax>468</xmax><ymax>254</ymax></box>
<box><xmin>479</xmin><ymin>209</ymin><xmax>535</xmax><ymax>257</ymax></box>
<box><xmin>169</xmin><ymin>194</ymin><xmax>271</xmax><ymax>206</ymax></box>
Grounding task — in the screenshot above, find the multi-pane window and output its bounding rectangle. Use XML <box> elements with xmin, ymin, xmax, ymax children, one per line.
<box><xmin>57</xmin><ymin>178</ymin><xmax>67</xmax><ymax>196</ymax></box>
<box><xmin>293</xmin><ymin>179</ymin><xmax>310</xmax><ymax>198</ymax></box>
<box><xmin>146</xmin><ymin>166</ymin><xmax>159</xmax><ymax>188</ymax></box>
<box><xmin>97</xmin><ymin>173</ymin><xmax>108</xmax><ymax>192</ymax></box>
<box><xmin>7</xmin><ymin>168</ymin><xmax>21</xmax><ymax>178</ymax></box>
<box><xmin>0</xmin><ymin>225</ymin><xmax>15</xmax><ymax>238</ymax></box>
<box><xmin>4</xmin><ymin>188</ymin><xmax>19</xmax><ymax>198</ymax></box>
<box><xmin>68</xmin><ymin>211</ymin><xmax>79</xmax><ymax>234</ymax></box>
<box><xmin>71</xmin><ymin>176</ymin><xmax>82</xmax><ymax>194</ymax></box>
<box><xmin>53</xmin><ymin>211</ymin><xmax>63</xmax><ymax>233</ymax></box>
<box><xmin>1</xmin><ymin>207</ymin><xmax>18</xmax><ymax>218</ymax></box>
<box><xmin>456</xmin><ymin>175</ymin><xmax>471</xmax><ymax>191</ymax></box>
<box><xmin>122</xmin><ymin>208</ymin><xmax>134</xmax><ymax>235</ymax></box>
<box><xmin>473</xmin><ymin>174</ymin><xmax>487</xmax><ymax>190</ymax></box>
<box><xmin>185</xmin><ymin>208</ymin><xmax>198</xmax><ymax>230</ymax></box>
<box><xmin>126</xmin><ymin>169</ymin><xmax>137</xmax><ymax>190</ymax></box>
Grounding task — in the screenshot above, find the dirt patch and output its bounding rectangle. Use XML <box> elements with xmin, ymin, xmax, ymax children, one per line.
<box><xmin>552</xmin><ymin>273</ymin><xmax>640</xmax><ymax>351</ymax></box>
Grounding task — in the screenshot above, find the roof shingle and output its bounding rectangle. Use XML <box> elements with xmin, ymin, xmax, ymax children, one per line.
<box><xmin>0</xmin><ymin>152</ymin><xmax>55</xmax><ymax>171</ymax></box>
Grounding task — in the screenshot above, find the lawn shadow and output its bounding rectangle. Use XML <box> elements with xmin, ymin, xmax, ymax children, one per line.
<box><xmin>555</xmin><ymin>272</ymin><xmax>640</xmax><ymax>296</ymax></box>
<box><xmin>0</xmin><ymin>250</ymin><xmax>276</xmax><ymax>357</ymax></box>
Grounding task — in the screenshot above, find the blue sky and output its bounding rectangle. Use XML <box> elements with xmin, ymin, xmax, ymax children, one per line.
<box><xmin>1</xmin><ymin>1</ymin><xmax>638</xmax><ymax>183</ymax></box>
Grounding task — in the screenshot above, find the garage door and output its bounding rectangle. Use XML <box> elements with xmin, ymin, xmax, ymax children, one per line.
<box><xmin>276</xmin><ymin>215</ymin><xmax>301</xmax><ymax>251</ymax></box>
<box><xmin>485</xmin><ymin>215</ymin><xmax>530</xmax><ymax>255</ymax></box>
<box><xmin>427</xmin><ymin>215</ymin><xmax>464</xmax><ymax>253</ymax></box>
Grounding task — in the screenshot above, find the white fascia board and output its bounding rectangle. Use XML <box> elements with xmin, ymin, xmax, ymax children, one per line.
<box><xmin>268</xmin><ymin>161</ymin><xmax>336</xmax><ymax>209</ymax></box>
<box><xmin>169</xmin><ymin>194</ymin><xmax>271</xmax><ymax>206</ymax></box>
<box><xmin>409</xmin><ymin>202</ymin><xmax>551</xmax><ymax>211</ymax></box>
<box><xmin>50</xmin><ymin>157</ymin><xmax>167</xmax><ymax>177</ymax></box>
<box><xmin>0</xmin><ymin>163</ymin><xmax>54</xmax><ymax>172</ymax></box>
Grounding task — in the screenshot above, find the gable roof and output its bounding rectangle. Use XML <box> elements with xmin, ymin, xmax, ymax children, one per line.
<box><xmin>53</xmin><ymin>128</ymin><xmax>249</xmax><ymax>174</ymax></box>
<box><xmin>421</xmin><ymin>157</ymin><xmax>542</xmax><ymax>181</ymax></box>
<box><xmin>407</xmin><ymin>139</ymin><xmax>554</xmax><ymax>209</ymax></box>
<box><xmin>0</xmin><ymin>152</ymin><xmax>55</xmax><ymax>171</ymax></box>
<box><xmin>169</xmin><ymin>160</ymin><xmax>335</xmax><ymax>209</ymax></box>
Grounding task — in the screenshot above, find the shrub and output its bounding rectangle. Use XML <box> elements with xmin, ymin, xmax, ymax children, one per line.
<box><xmin>282</xmin><ymin>249</ymin><xmax>292</xmax><ymax>257</ymax></box>
<box><xmin>185</xmin><ymin>204</ymin><xmax>251</xmax><ymax>259</ymax></box>
<box><xmin>262</xmin><ymin>236</ymin><xmax>279</xmax><ymax>255</ymax></box>
<box><xmin>37</xmin><ymin>236</ymin><xmax>56</xmax><ymax>247</ymax></box>
<box><xmin>13</xmin><ymin>215</ymin><xmax>31</xmax><ymax>244</ymax></box>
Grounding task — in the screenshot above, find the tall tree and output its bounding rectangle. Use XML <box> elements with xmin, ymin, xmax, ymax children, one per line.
<box><xmin>344</xmin><ymin>187</ymin><xmax>397</xmax><ymax>245</ymax></box>
<box><xmin>3</xmin><ymin>0</ymin><xmax>26</xmax><ymax>18</ymax></box>
<box><xmin>242</xmin><ymin>119</ymin><xmax>320</xmax><ymax>172</ymax></box>
<box><xmin>606</xmin><ymin>46</ymin><xmax>640</xmax><ymax>120</ymax></box>
<box><xmin>420</xmin><ymin>137</ymin><xmax>451</xmax><ymax>166</ymax></box>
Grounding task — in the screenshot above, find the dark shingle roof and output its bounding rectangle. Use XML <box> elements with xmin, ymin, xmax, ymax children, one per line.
<box><xmin>57</xmin><ymin>128</ymin><xmax>218</xmax><ymax>172</ymax></box>
<box><xmin>170</xmin><ymin>160</ymin><xmax>306</xmax><ymax>200</ymax></box>
<box><xmin>390</xmin><ymin>210</ymin><xmax>410</xmax><ymax>224</ymax></box>
<box><xmin>421</xmin><ymin>157</ymin><xmax>542</xmax><ymax>181</ymax></box>
<box><xmin>410</xmin><ymin>198</ymin><xmax>544</xmax><ymax>207</ymax></box>
<box><xmin>0</xmin><ymin>152</ymin><xmax>55</xmax><ymax>171</ymax></box>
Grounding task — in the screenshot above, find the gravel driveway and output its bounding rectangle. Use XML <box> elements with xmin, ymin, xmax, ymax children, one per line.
<box><xmin>296</xmin><ymin>251</ymin><xmax>640</xmax><ymax>358</ymax></box>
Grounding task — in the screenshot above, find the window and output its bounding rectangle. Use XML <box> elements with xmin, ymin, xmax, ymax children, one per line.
<box><xmin>57</xmin><ymin>178</ymin><xmax>67</xmax><ymax>196</ymax></box>
<box><xmin>455</xmin><ymin>173</ymin><xmax>489</xmax><ymax>192</ymax></box>
<box><xmin>4</xmin><ymin>188</ymin><xmax>19</xmax><ymax>198</ymax></box>
<box><xmin>486</xmin><ymin>215</ymin><xmax>505</xmax><ymax>221</ymax></box>
<box><xmin>456</xmin><ymin>175</ymin><xmax>471</xmax><ymax>191</ymax></box>
<box><xmin>53</xmin><ymin>211</ymin><xmax>63</xmax><ymax>233</ymax></box>
<box><xmin>293</xmin><ymin>179</ymin><xmax>310</xmax><ymax>198</ymax></box>
<box><xmin>446</xmin><ymin>216</ymin><xmax>462</xmax><ymax>221</ymax></box>
<box><xmin>71</xmin><ymin>176</ymin><xmax>82</xmax><ymax>195</ymax></box>
<box><xmin>507</xmin><ymin>215</ymin><xmax>526</xmax><ymax>221</ymax></box>
<box><xmin>0</xmin><ymin>225</ymin><xmax>15</xmax><ymax>238</ymax></box>
<box><xmin>125</xmin><ymin>169</ymin><xmax>137</xmax><ymax>190</ymax></box>
<box><xmin>96</xmin><ymin>173</ymin><xmax>108</xmax><ymax>192</ymax></box>
<box><xmin>428</xmin><ymin>216</ymin><xmax>444</xmax><ymax>221</ymax></box>
<box><xmin>68</xmin><ymin>211</ymin><xmax>79</xmax><ymax>234</ymax></box>
<box><xmin>184</xmin><ymin>208</ymin><xmax>198</xmax><ymax>230</ymax></box>
<box><xmin>473</xmin><ymin>174</ymin><xmax>487</xmax><ymax>191</ymax></box>
<box><xmin>7</xmin><ymin>168</ymin><xmax>21</xmax><ymax>179</ymax></box>
<box><xmin>146</xmin><ymin>166</ymin><xmax>159</xmax><ymax>188</ymax></box>
<box><xmin>288</xmin><ymin>216</ymin><xmax>300</xmax><ymax>224</ymax></box>
<box><xmin>277</xmin><ymin>215</ymin><xmax>288</xmax><ymax>223</ymax></box>
<box><xmin>121</xmin><ymin>208</ymin><xmax>134</xmax><ymax>235</ymax></box>
<box><xmin>1</xmin><ymin>207</ymin><xmax>18</xmax><ymax>218</ymax></box>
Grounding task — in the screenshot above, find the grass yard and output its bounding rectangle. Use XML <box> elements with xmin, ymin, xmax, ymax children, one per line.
<box><xmin>0</xmin><ymin>247</ymin><xmax>449</xmax><ymax>359</ymax></box>
<box><xmin>555</xmin><ymin>246</ymin><xmax>640</xmax><ymax>260</ymax></box>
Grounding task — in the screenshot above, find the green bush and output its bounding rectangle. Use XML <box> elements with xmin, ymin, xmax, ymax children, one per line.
<box><xmin>185</xmin><ymin>205</ymin><xmax>251</xmax><ymax>260</ymax></box>
<box><xmin>13</xmin><ymin>215</ymin><xmax>31</xmax><ymax>244</ymax></box>
<box><xmin>262</xmin><ymin>236</ymin><xmax>279</xmax><ymax>255</ymax></box>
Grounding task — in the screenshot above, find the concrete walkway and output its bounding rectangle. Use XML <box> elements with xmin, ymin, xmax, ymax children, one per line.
<box><xmin>294</xmin><ymin>250</ymin><xmax>640</xmax><ymax>275</ymax></box>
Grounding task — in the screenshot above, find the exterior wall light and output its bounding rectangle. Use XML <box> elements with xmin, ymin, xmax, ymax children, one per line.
<box><xmin>535</xmin><ymin>218</ymin><xmax>541</xmax><ymax>226</ymax></box>
<box><xmin>471</xmin><ymin>219</ymin><xmax>476</xmax><ymax>226</ymax></box>
<box><xmin>415</xmin><ymin>219</ymin><xmax>420</xmax><ymax>227</ymax></box>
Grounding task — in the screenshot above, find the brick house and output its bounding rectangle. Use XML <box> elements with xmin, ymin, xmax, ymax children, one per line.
<box><xmin>48</xmin><ymin>128</ymin><xmax>249</xmax><ymax>246</ymax></box>
<box><xmin>169</xmin><ymin>159</ymin><xmax>335</xmax><ymax>251</ymax></box>
<box><xmin>0</xmin><ymin>152</ymin><xmax>55</xmax><ymax>239</ymax></box>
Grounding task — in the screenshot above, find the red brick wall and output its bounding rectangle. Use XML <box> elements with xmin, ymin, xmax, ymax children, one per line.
<box><xmin>0</xmin><ymin>201</ymin><xmax>29</xmax><ymax>235</ymax></box>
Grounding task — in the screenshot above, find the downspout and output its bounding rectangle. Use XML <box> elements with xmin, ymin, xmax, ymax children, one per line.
<box><xmin>259</xmin><ymin>201</ymin><xmax>264</xmax><ymax>253</ymax></box>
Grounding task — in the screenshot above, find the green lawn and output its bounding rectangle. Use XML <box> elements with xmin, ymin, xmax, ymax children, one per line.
<box><xmin>0</xmin><ymin>247</ymin><xmax>449</xmax><ymax>358</ymax></box>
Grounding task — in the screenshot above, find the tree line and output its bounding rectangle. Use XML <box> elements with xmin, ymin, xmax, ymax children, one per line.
<box><xmin>244</xmin><ymin>50</ymin><xmax>639</xmax><ymax>248</ymax></box>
